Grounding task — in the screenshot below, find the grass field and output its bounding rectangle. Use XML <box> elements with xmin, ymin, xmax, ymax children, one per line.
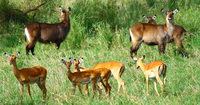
<box><xmin>0</xmin><ymin>0</ymin><xmax>200</xmax><ymax>104</ymax></box>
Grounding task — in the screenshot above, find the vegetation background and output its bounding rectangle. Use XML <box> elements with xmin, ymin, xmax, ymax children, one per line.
<box><xmin>0</xmin><ymin>0</ymin><xmax>199</xmax><ymax>104</ymax></box>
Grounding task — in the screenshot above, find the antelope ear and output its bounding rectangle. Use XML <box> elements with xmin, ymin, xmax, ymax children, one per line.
<box><xmin>142</xmin><ymin>15</ymin><xmax>148</xmax><ymax>20</ymax></box>
<box><xmin>16</xmin><ymin>52</ymin><xmax>20</xmax><ymax>58</ymax></box>
<box><xmin>69</xmin><ymin>58</ymin><xmax>74</xmax><ymax>64</ymax></box>
<box><xmin>67</xmin><ymin>7</ymin><xmax>71</xmax><ymax>12</ymax></box>
<box><xmin>142</xmin><ymin>55</ymin><xmax>145</xmax><ymax>60</ymax></box>
<box><xmin>173</xmin><ymin>8</ymin><xmax>179</xmax><ymax>14</ymax></box>
<box><xmin>4</xmin><ymin>53</ymin><xmax>10</xmax><ymax>58</ymax></box>
<box><xmin>152</xmin><ymin>15</ymin><xmax>157</xmax><ymax>20</ymax></box>
<box><xmin>61</xmin><ymin>59</ymin><xmax>67</xmax><ymax>65</ymax></box>
<box><xmin>59</xmin><ymin>6</ymin><xmax>63</xmax><ymax>12</ymax></box>
<box><xmin>79</xmin><ymin>58</ymin><xmax>84</xmax><ymax>63</ymax></box>
<box><xmin>161</xmin><ymin>9</ymin><xmax>167</xmax><ymax>15</ymax></box>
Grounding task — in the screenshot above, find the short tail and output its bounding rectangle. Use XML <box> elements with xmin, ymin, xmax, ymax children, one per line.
<box><xmin>130</xmin><ymin>29</ymin><xmax>133</xmax><ymax>42</ymax></box>
<box><xmin>24</xmin><ymin>27</ymin><xmax>30</xmax><ymax>42</ymax></box>
<box><xmin>158</xmin><ymin>65</ymin><xmax>166</xmax><ymax>75</ymax></box>
<box><xmin>24</xmin><ymin>36</ymin><xmax>27</xmax><ymax>42</ymax></box>
<box><xmin>119</xmin><ymin>66</ymin><xmax>125</xmax><ymax>77</ymax></box>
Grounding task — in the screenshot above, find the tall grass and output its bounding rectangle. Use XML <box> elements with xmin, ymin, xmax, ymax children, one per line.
<box><xmin>0</xmin><ymin>0</ymin><xmax>200</xmax><ymax>104</ymax></box>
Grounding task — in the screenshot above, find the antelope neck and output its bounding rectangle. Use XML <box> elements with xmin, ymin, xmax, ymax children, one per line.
<box><xmin>138</xmin><ymin>60</ymin><xmax>146</xmax><ymax>72</ymax></box>
<box><xmin>12</xmin><ymin>61</ymin><xmax>20</xmax><ymax>78</ymax></box>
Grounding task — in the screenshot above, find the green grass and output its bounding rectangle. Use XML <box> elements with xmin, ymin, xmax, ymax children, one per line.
<box><xmin>0</xmin><ymin>0</ymin><xmax>200</xmax><ymax>104</ymax></box>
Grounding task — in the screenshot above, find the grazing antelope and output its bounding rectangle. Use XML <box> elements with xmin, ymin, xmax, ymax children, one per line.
<box><xmin>4</xmin><ymin>52</ymin><xmax>47</xmax><ymax>102</ymax></box>
<box><xmin>72</xmin><ymin>58</ymin><xmax>112</xmax><ymax>97</ymax></box>
<box><xmin>129</xmin><ymin>9</ymin><xmax>179</xmax><ymax>56</ymax></box>
<box><xmin>74</xmin><ymin>58</ymin><xmax>126</xmax><ymax>93</ymax></box>
<box><xmin>132</xmin><ymin>55</ymin><xmax>167</xmax><ymax>96</ymax></box>
<box><xmin>25</xmin><ymin>7</ymin><xmax>71</xmax><ymax>55</ymax></box>
<box><xmin>142</xmin><ymin>14</ymin><xmax>187</xmax><ymax>49</ymax></box>
<box><xmin>61</xmin><ymin>58</ymin><xmax>105</xmax><ymax>98</ymax></box>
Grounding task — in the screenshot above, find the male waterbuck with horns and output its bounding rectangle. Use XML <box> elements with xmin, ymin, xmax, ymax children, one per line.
<box><xmin>129</xmin><ymin>9</ymin><xmax>179</xmax><ymax>56</ymax></box>
<box><xmin>24</xmin><ymin>7</ymin><xmax>71</xmax><ymax>55</ymax></box>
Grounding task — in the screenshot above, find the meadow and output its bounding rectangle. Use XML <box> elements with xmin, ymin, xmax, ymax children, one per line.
<box><xmin>0</xmin><ymin>0</ymin><xmax>200</xmax><ymax>104</ymax></box>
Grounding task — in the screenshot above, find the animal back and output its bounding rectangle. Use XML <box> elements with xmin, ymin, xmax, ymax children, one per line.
<box><xmin>145</xmin><ymin>61</ymin><xmax>165</xmax><ymax>70</ymax></box>
<box><xmin>20</xmin><ymin>66</ymin><xmax>47</xmax><ymax>77</ymax></box>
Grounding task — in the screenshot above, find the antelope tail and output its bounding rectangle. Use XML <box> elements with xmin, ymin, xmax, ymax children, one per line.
<box><xmin>119</xmin><ymin>66</ymin><xmax>125</xmax><ymax>77</ymax></box>
<box><xmin>25</xmin><ymin>36</ymin><xmax>27</xmax><ymax>42</ymax></box>
<box><xmin>158</xmin><ymin>65</ymin><xmax>167</xmax><ymax>76</ymax></box>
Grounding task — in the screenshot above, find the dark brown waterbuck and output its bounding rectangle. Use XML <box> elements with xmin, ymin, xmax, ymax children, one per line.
<box><xmin>129</xmin><ymin>9</ymin><xmax>179</xmax><ymax>56</ymax></box>
<box><xmin>24</xmin><ymin>7</ymin><xmax>71</xmax><ymax>55</ymax></box>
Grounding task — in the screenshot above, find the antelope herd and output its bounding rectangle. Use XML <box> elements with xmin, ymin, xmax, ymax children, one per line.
<box><xmin>4</xmin><ymin>7</ymin><xmax>191</xmax><ymax>103</ymax></box>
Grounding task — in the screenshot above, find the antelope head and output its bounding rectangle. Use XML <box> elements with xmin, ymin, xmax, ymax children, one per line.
<box><xmin>5</xmin><ymin>52</ymin><xmax>20</xmax><ymax>65</ymax></box>
<box><xmin>161</xmin><ymin>8</ymin><xmax>179</xmax><ymax>23</ymax></box>
<box><xmin>73</xmin><ymin>58</ymin><xmax>84</xmax><ymax>70</ymax></box>
<box><xmin>61</xmin><ymin>58</ymin><xmax>74</xmax><ymax>70</ymax></box>
<box><xmin>143</xmin><ymin>15</ymin><xmax>157</xmax><ymax>24</ymax></box>
<box><xmin>59</xmin><ymin>7</ymin><xmax>71</xmax><ymax>21</ymax></box>
<box><xmin>132</xmin><ymin>55</ymin><xmax>145</xmax><ymax>69</ymax></box>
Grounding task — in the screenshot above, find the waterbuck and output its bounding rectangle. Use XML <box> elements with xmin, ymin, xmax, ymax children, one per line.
<box><xmin>24</xmin><ymin>7</ymin><xmax>71</xmax><ymax>55</ymax></box>
<box><xmin>129</xmin><ymin>9</ymin><xmax>179</xmax><ymax>56</ymax></box>
<box><xmin>142</xmin><ymin>15</ymin><xmax>157</xmax><ymax>24</ymax></box>
<box><xmin>142</xmin><ymin>14</ymin><xmax>187</xmax><ymax>49</ymax></box>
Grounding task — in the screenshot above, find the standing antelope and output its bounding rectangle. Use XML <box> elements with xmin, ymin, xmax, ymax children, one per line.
<box><xmin>61</xmin><ymin>58</ymin><xmax>105</xmax><ymax>98</ymax></box>
<box><xmin>142</xmin><ymin>14</ymin><xmax>187</xmax><ymax>49</ymax></box>
<box><xmin>72</xmin><ymin>58</ymin><xmax>112</xmax><ymax>97</ymax></box>
<box><xmin>4</xmin><ymin>52</ymin><xmax>47</xmax><ymax>102</ymax></box>
<box><xmin>132</xmin><ymin>55</ymin><xmax>167</xmax><ymax>96</ymax></box>
<box><xmin>129</xmin><ymin>9</ymin><xmax>179</xmax><ymax>56</ymax></box>
<box><xmin>25</xmin><ymin>7</ymin><xmax>71</xmax><ymax>55</ymax></box>
<box><xmin>74</xmin><ymin>58</ymin><xmax>126</xmax><ymax>93</ymax></box>
<box><xmin>143</xmin><ymin>15</ymin><xmax>157</xmax><ymax>24</ymax></box>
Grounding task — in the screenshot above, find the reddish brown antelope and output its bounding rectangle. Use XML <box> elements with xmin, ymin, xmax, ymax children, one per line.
<box><xmin>5</xmin><ymin>52</ymin><xmax>47</xmax><ymax>102</ymax></box>
<box><xmin>142</xmin><ymin>14</ymin><xmax>187</xmax><ymax>49</ymax></box>
<box><xmin>129</xmin><ymin>9</ymin><xmax>179</xmax><ymax>56</ymax></box>
<box><xmin>25</xmin><ymin>7</ymin><xmax>71</xmax><ymax>55</ymax></box>
<box><xmin>61</xmin><ymin>58</ymin><xmax>105</xmax><ymax>98</ymax></box>
<box><xmin>132</xmin><ymin>55</ymin><xmax>167</xmax><ymax>96</ymax></box>
<box><xmin>73</xmin><ymin>58</ymin><xmax>126</xmax><ymax>93</ymax></box>
<box><xmin>72</xmin><ymin>58</ymin><xmax>112</xmax><ymax>97</ymax></box>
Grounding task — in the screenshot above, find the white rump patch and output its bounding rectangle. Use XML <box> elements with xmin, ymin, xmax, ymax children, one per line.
<box><xmin>130</xmin><ymin>29</ymin><xmax>135</xmax><ymax>42</ymax></box>
<box><xmin>148</xmin><ymin>71</ymin><xmax>155</xmax><ymax>78</ymax></box>
<box><xmin>25</xmin><ymin>28</ymin><xmax>30</xmax><ymax>42</ymax></box>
